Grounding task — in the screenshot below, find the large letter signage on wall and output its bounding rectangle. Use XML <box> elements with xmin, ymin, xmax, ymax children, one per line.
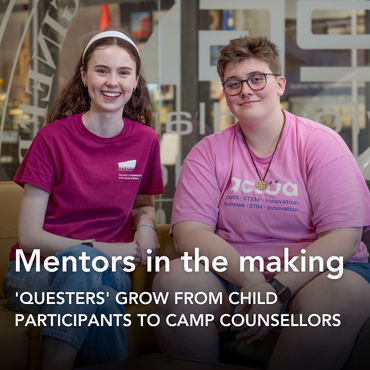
<box><xmin>199</xmin><ymin>0</ymin><xmax>286</xmax><ymax>80</ymax></box>
<box><xmin>297</xmin><ymin>0</ymin><xmax>370</xmax><ymax>157</ymax></box>
<box><xmin>18</xmin><ymin>0</ymin><xmax>79</xmax><ymax>163</ymax></box>
<box><xmin>297</xmin><ymin>0</ymin><xmax>370</xmax><ymax>82</ymax></box>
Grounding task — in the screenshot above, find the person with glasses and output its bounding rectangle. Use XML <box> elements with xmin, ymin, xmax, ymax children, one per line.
<box><xmin>153</xmin><ymin>36</ymin><xmax>370</xmax><ymax>369</ymax></box>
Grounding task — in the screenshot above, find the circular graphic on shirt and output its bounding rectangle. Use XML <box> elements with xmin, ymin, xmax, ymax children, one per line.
<box><xmin>256</xmin><ymin>180</ymin><xmax>268</xmax><ymax>191</ymax></box>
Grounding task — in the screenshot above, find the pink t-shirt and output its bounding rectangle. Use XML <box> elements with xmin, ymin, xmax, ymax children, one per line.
<box><xmin>171</xmin><ymin>111</ymin><xmax>370</xmax><ymax>279</ymax></box>
<box><xmin>11</xmin><ymin>113</ymin><xmax>164</xmax><ymax>260</ymax></box>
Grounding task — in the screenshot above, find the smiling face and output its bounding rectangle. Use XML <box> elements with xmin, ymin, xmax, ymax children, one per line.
<box><xmin>80</xmin><ymin>45</ymin><xmax>139</xmax><ymax>116</ymax></box>
<box><xmin>223</xmin><ymin>57</ymin><xmax>285</xmax><ymax>125</ymax></box>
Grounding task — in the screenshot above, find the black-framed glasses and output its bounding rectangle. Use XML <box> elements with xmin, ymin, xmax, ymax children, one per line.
<box><xmin>222</xmin><ymin>73</ymin><xmax>280</xmax><ymax>96</ymax></box>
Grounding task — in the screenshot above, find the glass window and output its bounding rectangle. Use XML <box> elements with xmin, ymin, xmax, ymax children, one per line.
<box><xmin>1</xmin><ymin>0</ymin><xmax>369</xmax><ymax>222</ymax></box>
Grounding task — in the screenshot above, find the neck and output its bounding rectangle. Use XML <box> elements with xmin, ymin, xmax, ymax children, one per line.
<box><xmin>241</xmin><ymin>109</ymin><xmax>285</xmax><ymax>157</ymax></box>
<box><xmin>82</xmin><ymin>110</ymin><xmax>124</xmax><ymax>138</ymax></box>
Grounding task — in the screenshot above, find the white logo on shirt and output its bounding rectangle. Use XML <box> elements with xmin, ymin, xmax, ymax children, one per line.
<box><xmin>118</xmin><ymin>160</ymin><xmax>142</xmax><ymax>181</ymax></box>
<box><xmin>118</xmin><ymin>160</ymin><xmax>136</xmax><ymax>171</ymax></box>
<box><xmin>230</xmin><ymin>177</ymin><xmax>298</xmax><ymax>197</ymax></box>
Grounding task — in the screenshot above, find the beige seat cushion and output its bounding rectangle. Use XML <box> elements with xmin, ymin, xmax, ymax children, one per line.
<box><xmin>0</xmin><ymin>299</ymin><xmax>43</xmax><ymax>370</ymax></box>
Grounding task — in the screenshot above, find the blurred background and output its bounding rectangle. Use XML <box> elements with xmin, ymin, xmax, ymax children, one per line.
<box><xmin>1</xmin><ymin>0</ymin><xmax>370</xmax><ymax>221</ymax></box>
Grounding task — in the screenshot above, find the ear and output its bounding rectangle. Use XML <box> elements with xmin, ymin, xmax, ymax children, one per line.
<box><xmin>80</xmin><ymin>66</ymin><xmax>87</xmax><ymax>86</ymax></box>
<box><xmin>277</xmin><ymin>75</ymin><xmax>286</xmax><ymax>97</ymax></box>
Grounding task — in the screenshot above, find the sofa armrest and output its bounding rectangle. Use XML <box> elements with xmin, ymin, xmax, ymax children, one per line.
<box><xmin>0</xmin><ymin>182</ymin><xmax>23</xmax><ymax>300</ymax></box>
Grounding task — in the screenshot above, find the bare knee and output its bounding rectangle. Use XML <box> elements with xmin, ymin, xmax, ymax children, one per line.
<box><xmin>152</xmin><ymin>258</ymin><xmax>230</xmax><ymax>318</ymax></box>
<box><xmin>291</xmin><ymin>270</ymin><xmax>370</xmax><ymax>326</ymax></box>
<box><xmin>153</xmin><ymin>258</ymin><xmax>221</xmax><ymax>294</ymax></box>
<box><xmin>152</xmin><ymin>259</ymin><xmax>200</xmax><ymax>315</ymax></box>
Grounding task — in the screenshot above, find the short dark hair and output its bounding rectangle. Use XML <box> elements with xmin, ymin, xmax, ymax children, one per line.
<box><xmin>217</xmin><ymin>36</ymin><xmax>281</xmax><ymax>82</ymax></box>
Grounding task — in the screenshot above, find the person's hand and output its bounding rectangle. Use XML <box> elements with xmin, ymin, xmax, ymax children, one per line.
<box><xmin>133</xmin><ymin>225</ymin><xmax>160</xmax><ymax>266</ymax></box>
<box><xmin>231</xmin><ymin>282</ymin><xmax>282</xmax><ymax>343</ymax></box>
<box><xmin>117</xmin><ymin>241</ymin><xmax>141</xmax><ymax>266</ymax></box>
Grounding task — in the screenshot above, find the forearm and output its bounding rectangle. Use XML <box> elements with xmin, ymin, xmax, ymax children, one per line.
<box><xmin>274</xmin><ymin>227</ymin><xmax>362</xmax><ymax>295</ymax></box>
<box><xmin>18</xmin><ymin>184</ymin><xmax>140</xmax><ymax>263</ymax></box>
<box><xmin>19</xmin><ymin>229</ymin><xmax>87</xmax><ymax>257</ymax></box>
<box><xmin>18</xmin><ymin>183</ymin><xmax>84</xmax><ymax>257</ymax></box>
<box><xmin>132</xmin><ymin>195</ymin><xmax>158</xmax><ymax>265</ymax></box>
<box><xmin>174</xmin><ymin>222</ymin><xmax>265</xmax><ymax>289</ymax></box>
<box><xmin>132</xmin><ymin>205</ymin><xmax>156</xmax><ymax>228</ymax></box>
<box><xmin>19</xmin><ymin>228</ymin><xmax>139</xmax><ymax>264</ymax></box>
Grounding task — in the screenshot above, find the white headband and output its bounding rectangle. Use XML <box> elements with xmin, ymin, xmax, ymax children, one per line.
<box><xmin>82</xmin><ymin>31</ymin><xmax>140</xmax><ymax>62</ymax></box>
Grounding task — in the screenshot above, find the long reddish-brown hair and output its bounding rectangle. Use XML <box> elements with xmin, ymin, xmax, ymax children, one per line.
<box><xmin>47</xmin><ymin>33</ymin><xmax>154</xmax><ymax>127</ymax></box>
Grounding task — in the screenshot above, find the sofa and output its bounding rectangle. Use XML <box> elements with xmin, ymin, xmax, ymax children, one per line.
<box><xmin>1</xmin><ymin>181</ymin><xmax>370</xmax><ymax>369</ymax></box>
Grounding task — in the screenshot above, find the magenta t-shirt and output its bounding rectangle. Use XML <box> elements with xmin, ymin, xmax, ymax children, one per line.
<box><xmin>11</xmin><ymin>113</ymin><xmax>164</xmax><ymax>260</ymax></box>
<box><xmin>171</xmin><ymin>111</ymin><xmax>370</xmax><ymax>280</ymax></box>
